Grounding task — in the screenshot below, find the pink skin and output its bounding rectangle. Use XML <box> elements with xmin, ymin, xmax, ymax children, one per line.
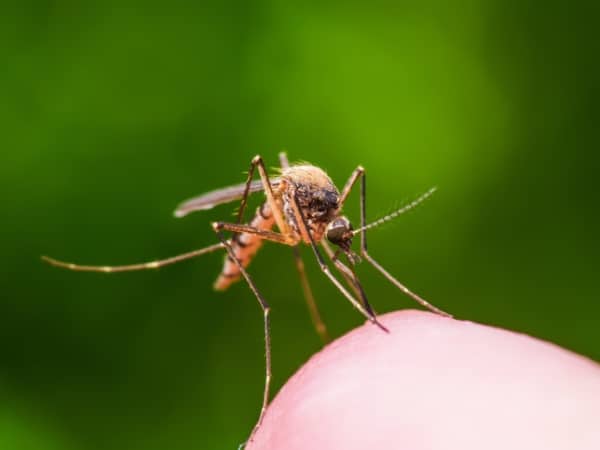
<box><xmin>247</xmin><ymin>310</ymin><xmax>600</xmax><ymax>450</ymax></box>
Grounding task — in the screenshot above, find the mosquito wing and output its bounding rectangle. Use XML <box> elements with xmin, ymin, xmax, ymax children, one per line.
<box><xmin>174</xmin><ymin>179</ymin><xmax>281</xmax><ymax>217</ymax></box>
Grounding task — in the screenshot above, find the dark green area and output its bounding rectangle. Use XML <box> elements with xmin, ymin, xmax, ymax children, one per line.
<box><xmin>1</xmin><ymin>2</ymin><xmax>598</xmax><ymax>449</ymax></box>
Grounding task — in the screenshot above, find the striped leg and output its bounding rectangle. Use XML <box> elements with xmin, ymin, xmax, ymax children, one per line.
<box><xmin>213</xmin><ymin>222</ymin><xmax>297</xmax><ymax>246</ymax></box>
<box><xmin>41</xmin><ymin>243</ymin><xmax>225</xmax><ymax>273</ymax></box>
<box><xmin>212</xmin><ymin>225</ymin><xmax>272</xmax><ymax>448</ymax></box>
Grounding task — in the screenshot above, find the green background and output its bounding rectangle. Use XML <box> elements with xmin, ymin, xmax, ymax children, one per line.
<box><xmin>1</xmin><ymin>1</ymin><xmax>598</xmax><ymax>449</ymax></box>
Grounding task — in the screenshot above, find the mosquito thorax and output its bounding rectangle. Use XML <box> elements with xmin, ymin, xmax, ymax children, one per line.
<box><xmin>325</xmin><ymin>216</ymin><xmax>353</xmax><ymax>249</ymax></box>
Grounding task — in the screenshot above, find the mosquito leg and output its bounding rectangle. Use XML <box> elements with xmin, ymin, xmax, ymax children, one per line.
<box><xmin>288</xmin><ymin>189</ymin><xmax>388</xmax><ymax>332</ymax></box>
<box><xmin>321</xmin><ymin>241</ymin><xmax>376</xmax><ymax>316</ymax></box>
<box><xmin>339</xmin><ymin>165</ymin><xmax>365</xmax><ymax>207</ymax></box>
<box><xmin>313</xmin><ymin>244</ymin><xmax>387</xmax><ymax>331</ymax></box>
<box><xmin>214</xmin><ymin>222</ymin><xmax>298</xmax><ymax>246</ymax></box>
<box><xmin>292</xmin><ymin>246</ymin><xmax>331</xmax><ymax>343</ymax></box>
<box><xmin>212</xmin><ymin>224</ymin><xmax>272</xmax><ymax>446</ymax></box>
<box><xmin>278</xmin><ymin>152</ymin><xmax>330</xmax><ymax>344</ymax></box>
<box><xmin>252</xmin><ymin>155</ymin><xmax>290</xmax><ymax>236</ymax></box>
<box><xmin>41</xmin><ymin>242</ymin><xmax>225</xmax><ymax>273</ymax></box>
<box><xmin>355</xmin><ymin>169</ymin><xmax>453</xmax><ymax>317</ymax></box>
<box><xmin>236</xmin><ymin>158</ymin><xmax>260</xmax><ymax>224</ymax></box>
<box><xmin>321</xmin><ymin>240</ymin><xmax>362</xmax><ymax>299</ymax></box>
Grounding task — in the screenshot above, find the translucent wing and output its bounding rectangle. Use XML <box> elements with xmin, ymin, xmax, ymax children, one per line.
<box><xmin>174</xmin><ymin>178</ymin><xmax>281</xmax><ymax>217</ymax></box>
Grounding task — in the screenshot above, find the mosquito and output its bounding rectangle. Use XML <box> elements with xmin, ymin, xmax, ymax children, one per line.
<box><xmin>42</xmin><ymin>152</ymin><xmax>451</xmax><ymax>446</ymax></box>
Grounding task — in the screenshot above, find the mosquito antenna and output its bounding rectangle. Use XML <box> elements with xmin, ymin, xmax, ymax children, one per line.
<box><xmin>352</xmin><ymin>187</ymin><xmax>437</xmax><ymax>236</ymax></box>
<box><xmin>41</xmin><ymin>242</ymin><xmax>225</xmax><ymax>273</ymax></box>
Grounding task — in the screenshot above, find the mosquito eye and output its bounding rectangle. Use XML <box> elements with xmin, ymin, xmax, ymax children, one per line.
<box><xmin>326</xmin><ymin>217</ymin><xmax>352</xmax><ymax>245</ymax></box>
<box><xmin>311</xmin><ymin>200</ymin><xmax>327</xmax><ymax>215</ymax></box>
<box><xmin>326</xmin><ymin>226</ymin><xmax>345</xmax><ymax>244</ymax></box>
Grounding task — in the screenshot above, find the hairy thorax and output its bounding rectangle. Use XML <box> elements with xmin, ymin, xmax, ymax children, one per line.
<box><xmin>277</xmin><ymin>165</ymin><xmax>341</xmax><ymax>243</ymax></box>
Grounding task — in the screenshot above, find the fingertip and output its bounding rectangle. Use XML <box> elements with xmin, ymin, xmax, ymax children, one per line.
<box><xmin>247</xmin><ymin>310</ymin><xmax>600</xmax><ymax>450</ymax></box>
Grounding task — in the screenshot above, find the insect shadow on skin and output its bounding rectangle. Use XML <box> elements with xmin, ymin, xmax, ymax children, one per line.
<box><xmin>41</xmin><ymin>152</ymin><xmax>451</xmax><ymax>448</ymax></box>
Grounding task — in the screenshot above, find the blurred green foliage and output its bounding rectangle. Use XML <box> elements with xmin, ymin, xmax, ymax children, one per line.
<box><xmin>1</xmin><ymin>1</ymin><xmax>598</xmax><ymax>449</ymax></box>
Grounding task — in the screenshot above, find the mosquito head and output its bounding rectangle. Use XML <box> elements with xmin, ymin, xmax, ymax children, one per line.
<box><xmin>325</xmin><ymin>216</ymin><xmax>353</xmax><ymax>250</ymax></box>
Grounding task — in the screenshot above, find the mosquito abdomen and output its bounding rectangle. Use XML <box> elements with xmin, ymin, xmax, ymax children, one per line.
<box><xmin>214</xmin><ymin>201</ymin><xmax>275</xmax><ymax>291</ymax></box>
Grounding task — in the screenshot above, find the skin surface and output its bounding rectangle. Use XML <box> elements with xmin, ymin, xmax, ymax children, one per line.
<box><xmin>246</xmin><ymin>310</ymin><xmax>600</xmax><ymax>450</ymax></box>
